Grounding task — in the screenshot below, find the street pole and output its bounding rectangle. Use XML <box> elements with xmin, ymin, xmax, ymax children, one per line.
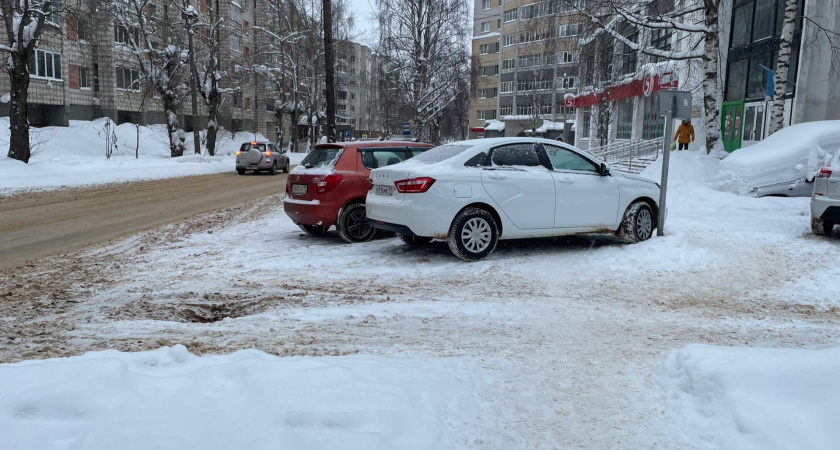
<box><xmin>658</xmin><ymin>97</ymin><xmax>674</xmax><ymax>237</ymax></box>
<box><xmin>187</xmin><ymin>2</ymin><xmax>200</xmax><ymax>155</ymax></box>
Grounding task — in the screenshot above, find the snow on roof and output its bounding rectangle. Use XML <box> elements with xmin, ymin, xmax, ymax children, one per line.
<box><xmin>720</xmin><ymin>120</ymin><xmax>840</xmax><ymax>190</ymax></box>
<box><xmin>484</xmin><ymin>119</ymin><xmax>505</xmax><ymax>131</ymax></box>
<box><xmin>472</xmin><ymin>32</ymin><xmax>500</xmax><ymax>41</ymax></box>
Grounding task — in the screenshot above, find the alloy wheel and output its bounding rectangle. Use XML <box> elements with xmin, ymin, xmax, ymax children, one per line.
<box><xmin>346</xmin><ymin>208</ymin><xmax>373</xmax><ymax>241</ymax></box>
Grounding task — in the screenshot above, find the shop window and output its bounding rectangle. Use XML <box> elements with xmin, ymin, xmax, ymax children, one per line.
<box><xmin>725</xmin><ymin>59</ymin><xmax>748</xmax><ymax>101</ymax></box>
<box><xmin>731</xmin><ymin>0</ymin><xmax>754</xmax><ymax>48</ymax></box>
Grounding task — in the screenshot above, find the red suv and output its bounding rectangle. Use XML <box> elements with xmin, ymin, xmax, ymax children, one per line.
<box><xmin>284</xmin><ymin>141</ymin><xmax>433</xmax><ymax>243</ymax></box>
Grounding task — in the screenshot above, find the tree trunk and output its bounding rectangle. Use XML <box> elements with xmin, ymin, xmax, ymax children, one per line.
<box><xmin>769</xmin><ymin>0</ymin><xmax>797</xmax><ymax>136</ymax></box>
<box><xmin>7</xmin><ymin>53</ymin><xmax>32</xmax><ymax>164</ymax></box>
<box><xmin>206</xmin><ymin>97</ymin><xmax>219</xmax><ymax>156</ymax></box>
<box><xmin>322</xmin><ymin>0</ymin><xmax>336</xmax><ymax>143</ymax></box>
<box><xmin>165</xmin><ymin>104</ymin><xmax>185</xmax><ymax>157</ymax></box>
<box><xmin>702</xmin><ymin>2</ymin><xmax>723</xmax><ymax>154</ymax></box>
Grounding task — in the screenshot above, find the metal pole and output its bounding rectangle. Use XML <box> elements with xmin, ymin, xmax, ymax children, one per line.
<box><xmin>657</xmin><ymin>100</ymin><xmax>675</xmax><ymax>237</ymax></box>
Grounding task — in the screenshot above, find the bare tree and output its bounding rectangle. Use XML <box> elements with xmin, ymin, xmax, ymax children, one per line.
<box><xmin>1</xmin><ymin>0</ymin><xmax>52</xmax><ymax>163</ymax></box>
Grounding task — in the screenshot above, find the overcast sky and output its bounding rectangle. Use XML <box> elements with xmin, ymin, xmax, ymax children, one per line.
<box><xmin>349</xmin><ymin>0</ymin><xmax>377</xmax><ymax>47</ymax></box>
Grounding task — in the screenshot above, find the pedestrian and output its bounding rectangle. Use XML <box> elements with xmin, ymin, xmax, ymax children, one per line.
<box><xmin>673</xmin><ymin>119</ymin><xmax>694</xmax><ymax>150</ymax></box>
<box><xmin>556</xmin><ymin>136</ymin><xmax>564</xmax><ymax>143</ymax></box>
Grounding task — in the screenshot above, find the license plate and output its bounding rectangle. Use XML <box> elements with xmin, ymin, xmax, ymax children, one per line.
<box><xmin>292</xmin><ymin>184</ymin><xmax>308</xmax><ymax>195</ymax></box>
<box><xmin>374</xmin><ymin>185</ymin><xmax>394</xmax><ymax>196</ymax></box>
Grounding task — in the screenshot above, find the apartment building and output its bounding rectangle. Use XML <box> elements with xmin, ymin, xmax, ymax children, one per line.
<box><xmin>335</xmin><ymin>41</ymin><xmax>374</xmax><ymax>136</ymax></box>
<box><xmin>469</xmin><ymin>0</ymin><xmax>585</xmax><ymax>139</ymax></box>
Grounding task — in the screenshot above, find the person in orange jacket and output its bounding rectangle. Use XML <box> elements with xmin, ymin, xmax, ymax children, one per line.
<box><xmin>674</xmin><ymin>119</ymin><xmax>694</xmax><ymax>150</ymax></box>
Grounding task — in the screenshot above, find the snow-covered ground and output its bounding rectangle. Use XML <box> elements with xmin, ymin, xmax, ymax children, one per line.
<box><xmin>1</xmin><ymin>143</ymin><xmax>839</xmax><ymax>448</ymax></box>
<box><xmin>0</xmin><ymin>118</ymin><xmax>307</xmax><ymax>194</ymax></box>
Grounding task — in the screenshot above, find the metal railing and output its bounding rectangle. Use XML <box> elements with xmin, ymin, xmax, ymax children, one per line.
<box><xmin>587</xmin><ymin>137</ymin><xmax>664</xmax><ymax>174</ymax></box>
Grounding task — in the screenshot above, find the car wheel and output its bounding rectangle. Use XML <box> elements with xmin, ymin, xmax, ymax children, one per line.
<box><xmin>338</xmin><ymin>203</ymin><xmax>375</xmax><ymax>243</ymax></box>
<box><xmin>620</xmin><ymin>201</ymin><xmax>654</xmax><ymax>244</ymax></box>
<box><xmin>298</xmin><ymin>224</ymin><xmax>328</xmax><ymax>235</ymax></box>
<box><xmin>237</xmin><ymin>168</ymin><xmax>246</xmax><ymax>175</ymax></box>
<box><xmin>269</xmin><ymin>162</ymin><xmax>277</xmax><ymax>175</ymax></box>
<box><xmin>398</xmin><ymin>234</ymin><xmax>433</xmax><ymax>246</ymax></box>
<box><xmin>811</xmin><ymin>217</ymin><xmax>836</xmax><ymax>236</ymax></box>
<box><xmin>447</xmin><ymin>207</ymin><xmax>498</xmax><ymax>262</ymax></box>
<box><xmin>283</xmin><ymin>161</ymin><xmax>290</xmax><ymax>173</ymax></box>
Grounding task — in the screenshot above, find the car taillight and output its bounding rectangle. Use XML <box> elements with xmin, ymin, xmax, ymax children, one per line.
<box><xmin>394</xmin><ymin>177</ymin><xmax>435</xmax><ymax>193</ymax></box>
<box><xmin>316</xmin><ymin>173</ymin><xmax>343</xmax><ymax>194</ymax></box>
<box><xmin>266</xmin><ymin>150</ymin><xmax>271</xmax><ymax>157</ymax></box>
<box><xmin>367</xmin><ymin>178</ymin><xmax>373</xmax><ymax>190</ymax></box>
<box><xmin>817</xmin><ymin>165</ymin><xmax>832</xmax><ymax>179</ymax></box>
<box><xmin>236</xmin><ymin>150</ymin><xmax>241</xmax><ymax>156</ymax></box>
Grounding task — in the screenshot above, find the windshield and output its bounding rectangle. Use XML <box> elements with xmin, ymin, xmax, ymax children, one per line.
<box><xmin>300</xmin><ymin>147</ymin><xmax>342</xmax><ymax>169</ymax></box>
<box><xmin>411</xmin><ymin>144</ymin><xmax>473</xmax><ymax>164</ymax></box>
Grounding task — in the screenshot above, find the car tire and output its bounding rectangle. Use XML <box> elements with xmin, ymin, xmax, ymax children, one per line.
<box><xmin>298</xmin><ymin>224</ymin><xmax>328</xmax><ymax>235</ymax></box>
<box><xmin>337</xmin><ymin>203</ymin><xmax>375</xmax><ymax>243</ymax></box>
<box><xmin>269</xmin><ymin>162</ymin><xmax>277</xmax><ymax>176</ymax></box>
<box><xmin>447</xmin><ymin>207</ymin><xmax>498</xmax><ymax>262</ymax></box>
<box><xmin>812</xmin><ymin>217</ymin><xmax>836</xmax><ymax>236</ymax></box>
<box><xmin>398</xmin><ymin>234</ymin><xmax>433</xmax><ymax>246</ymax></box>
<box><xmin>283</xmin><ymin>161</ymin><xmax>290</xmax><ymax>173</ymax></box>
<box><xmin>237</xmin><ymin>168</ymin><xmax>246</xmax><ymax>175</ymax></box>
<box><xmin>620</xmin><ymin>201</ymin><xmax>654</xmax><ymax>244</ymax></box>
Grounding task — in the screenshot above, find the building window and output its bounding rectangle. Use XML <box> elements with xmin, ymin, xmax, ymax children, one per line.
<box><xmin>482</xmin><ymin>0</ymin><xmax>491</xmax><ymax>10</ymax></box>
<box><xmin>725</xmin><ymin>58</ymin><xmax>748</xmax><ymax>101</ymax></box>
<box><xmin>77</xmin><ymin>19</ymin><xmax>93</xmax><ymax>42</ymax></box>
<box><xmin>45</xmin><ymin>0</ymin><xmax>60</xmax><ymax>25</ymax></box>
<box><xmin>116</xmin><ymin>67</ymin><xmax>141</xmax><ymax>91</ymax></box>
<box><xmin>230</xmin><ymin>2</ymin><xmax>242</xmax><ymax>24</ymax></box>
<box><xmin>558</xmin><ymin>23</ymin><xmax>581</xmax><ymax>37</ymax></box>
<box><xmin>479</xmin><ymin>65</ymin><xmax>498</xmax><ymax>77</ymax></box>
<box><xmin>503</xmin><ymin>8</ymin><xmax>517</xmax><ymax>22</ymax></box>
<box><xmin>230</xmin><ymin>33</ymin><xmax>242</xmax><ymax>52</ymax></box>
<box><xmin>478</xmin><ymin>88</ymin><xmax>497</xmax><ymax>98</ymax></box>
<box><xmin>582</xmin><ymin>107</ymin><xmax>591</xmax><ymax>138</ymax></box>
<box><xmin>29</xmin><ymin>49</ymin><xmax>62</xmax><ymax>80</ymax></box>
<box><xmin>500</xmin><ymin>105</ymin><xmax>513</xmax><ymax>116</ymax></box>
<box><xmin>478</xmin><ymin>109</ymin><xmax>497</xmax><ymax>120</ymax></box>
<box><xmin>481</xmin><ymin>21</ymin><xmax>490</xmax><ymax>33</ymax></box>
<box><xmin>232</xmin><ymin>92</ymin><xmax>242</xmax><ymax>108</ymax></box>
<box><xmin>616</xmin><ymin>99</ymin><xmax>633</xmax><ymax>139</ymax></box>
<box><xmin>502</xmin><ymin>33</ymin><xmax>516</xmax><ymax>47</ymax></box>
<box><xmin>559</xmin><ymin>50</ymin><xmax>579</xmax><ymax>64</ymax></box>
<box><xmin>480</xmin><ymin>44</ymin><xmax>490</xmax><ymax>54</ymax></box>
<box><xmin>115</xmin><ymin>25</ymin><xmax>138</xmax><ymax>45</ymax></box>
<box><xmin>501</xmin><ymin>58</ymin><xmax>515</xmax><ymax>70</ymax></box>
<box><xmin>622</xmin><ymin>32</ymin><xmax>638</xmax><ymax>74</ymax></box>
<box><xmin>556</xmin><ymin>76</ymin><xmax>577</xmax><ymax>90</ymax></box>
<box><xmin>501</xmin><ymin>81</ymin><xmax>513</xmax><ymax>93</ymax></box>
<box><xmin>79</xmin><ymin>66</ymin><xmax>90</xmax><ymax>89</ymax></box>
<box><xmin>266</xmin><ymin>98</ymin><xmax>276</xmax><ymax>111</ymax></box>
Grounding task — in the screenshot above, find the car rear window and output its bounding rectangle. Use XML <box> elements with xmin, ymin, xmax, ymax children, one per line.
<box><xmin>240</xmin><ymin>143</ymin><xmax>267</xmax><ymax>152</ymax></box>
<box><xmin>301</xmin><ymin>147</ymin><xmax>342</xmax><ymax>169</ymax></box>
<box><xmin>359</xmin><ymin>147</ymin><xmax>428</xmax><ymax>169</ymax></box>
<box><xmin>410</xmin><ymin>144</ymin><xmax>473</xmax><ymax>164</ymax></box>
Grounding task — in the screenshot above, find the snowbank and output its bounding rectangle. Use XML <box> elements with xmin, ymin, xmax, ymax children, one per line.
<box><xmin>0</xmin><ymin>118</ymin><xmax>306</xmax><ymax>193</ymax></box>
<box><xmin>660</xmin><ymin>344</ymin><xmax>840</xmax><ymax>450</ymax></box>
<box><xmin>0</xmin><ymin>345</ymin><xmax>481</xmax><ymax>450</ymax></box>
<box><xmin>720</xmin><ymin>120</ymin><xmax>840</xmax><ymax>193</ymax></box>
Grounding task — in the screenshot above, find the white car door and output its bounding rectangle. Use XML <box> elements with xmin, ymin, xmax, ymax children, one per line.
<box><xmin>543</xmin><ymin>144</ymin><xmax>620</xmax><ymax>228</ymax></box>
<box><xmin>480</xmin><ymin>143</ymin><xmax>555</xmax><ymax>230</ymax></box>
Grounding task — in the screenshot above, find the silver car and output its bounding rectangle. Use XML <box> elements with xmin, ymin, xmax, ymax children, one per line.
<box><xmin>751</xmin><ymin>177</ymin><xmax>814</xmax><ymax>198</ymax></box>
<box><xmin>811</xmin><ymin>152</ymin><xmax>840</xmax><ymax>235</ymax></box>
<box><xmin>236</xmin><ymin>141</ymin><xmax>290</xmax><ymax>175</ymax></box>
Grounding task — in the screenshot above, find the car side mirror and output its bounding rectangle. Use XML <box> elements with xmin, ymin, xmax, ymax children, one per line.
<box><xmin>599</xmin><ymin>163</ymin><xmax>610</xmax><ymax>176</ymax></box>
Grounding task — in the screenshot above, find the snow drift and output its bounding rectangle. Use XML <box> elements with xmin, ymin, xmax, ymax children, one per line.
<box><xmin>720</xmin><ymin>120</ymin><xmax>840</xmax><ymax>193</ymax></box>
<box><xmin>660</xmin><ymin>344</ymin><xmax>840</xmax><ymax>450</ymax></box>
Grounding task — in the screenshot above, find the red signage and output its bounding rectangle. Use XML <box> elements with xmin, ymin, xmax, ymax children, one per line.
<box><xmin>571</xmin><ymin>72</ymin><xmax>678</xmax><ymax>108</ymax></box>
<box><xmin>470</xmin><ymin>127</ymin><xmax>485</xmax><ymax>132</ymax></box>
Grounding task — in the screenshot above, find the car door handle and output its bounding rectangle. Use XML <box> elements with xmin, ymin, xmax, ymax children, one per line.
<box><xmin>487</xmin><ymin>174</ymin><xmax>507</xmax><ymax>180</ymax></box>
<box><xmin>556</xmin><ymin>178</ymin><xmax>574</xmax><ymax>184</ymax></box>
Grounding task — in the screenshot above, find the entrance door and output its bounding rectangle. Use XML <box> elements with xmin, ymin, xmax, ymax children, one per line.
<box><xmin>741</xmin><ymin>102</ymin><xmax>766</xmax><ymax>148</ymax></box>
<box><xmin>721</xmin><ymin>101</ymin><xmax>745</xmax><ymax>152</ymax></box>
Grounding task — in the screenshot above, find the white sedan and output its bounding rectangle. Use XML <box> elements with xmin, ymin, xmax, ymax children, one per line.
<box><xmin>366</xmin><ymin>138</ymin><xmax>661</xmax><ymax>261</ymax></box>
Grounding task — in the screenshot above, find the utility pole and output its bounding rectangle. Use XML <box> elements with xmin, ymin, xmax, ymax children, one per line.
<box><xmin>322</xmin><ymin>0</ymin><xmax>336</xmax><ymax>142</ymax></box>
<box><xmin>187</xmin><ymin>0</ymin><xmax>201</xmax><ymax>155</ymax></box>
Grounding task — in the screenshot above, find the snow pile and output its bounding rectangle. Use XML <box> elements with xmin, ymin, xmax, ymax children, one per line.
<box><xmin>0</xmin><ymin>345</ymin><xmax>481</xmax><ymax>450</ymax></box>
<box><xmin>484</xmin><ymin>119</ymin><xmax>505</xmax><ymax>131</ymax></box>
<box><xmin>660</xmin><ymin>344</ymin><xmax>840</xmax><ymax>450</ymax></box>
<box><xmin>720</xmin><ymin>120</ymin><xmax>840</xmax><ymax>193</ymax></box>
<box><xmin>0</xmin><ymin>118</ymin><xmax>306</xmax><ymax>193</ymax></box>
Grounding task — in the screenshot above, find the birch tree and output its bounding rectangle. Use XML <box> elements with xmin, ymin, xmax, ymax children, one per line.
<box><xmin>767</xmin><ymin>0</ymin><xmax>797</xmax><ymax>136</ymax></box>
<box><xmin>108</xmin><ymin>0</ymin><xmax>189</xmax><ymax>157</ymax></box>
<box><xmin>1</xmin><ymin>0</ymin><xmax>52</xmax><ymax>163</ymax></box>
<box><xmin>192</xmin><ymin>0</ymin><xmax>225</xmax><ymax>155</ymax></box>
<box><xmin>376</xmin><ymin>0</ymin><xmax>469</xmax><ymax>143</ymax></box>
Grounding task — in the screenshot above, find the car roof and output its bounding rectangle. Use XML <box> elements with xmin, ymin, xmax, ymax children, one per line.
<box><xmin>314</xmin><ymin>141</ymin><xmax>433</xmax><ymax>150</ymax></box>
<box><xmin>242</xmin><ymin>141</ymin><xmax>272</xmax><ymax>144</ymax></box>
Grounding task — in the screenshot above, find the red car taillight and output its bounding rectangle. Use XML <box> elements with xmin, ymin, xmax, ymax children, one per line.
<box><xmin>367</xmin><ymin>178</ymin><xmax>373</xmax><ymax>190</ymax></box>
<box><xmin>394</xmin><ymin>177</ymin><xmax>435</xmax><ymax>193</ymax></box>
<box><xmin>817</xmin><ymin>165</ymin><xmax>832</xmax><ymax>179</ymax></box>
<box><xmin>316</xmin><ymin>173</ymin><xmax>343</xmax><ymax>194</ymax></box>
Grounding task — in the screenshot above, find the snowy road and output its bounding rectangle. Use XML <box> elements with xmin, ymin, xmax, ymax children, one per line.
<box><xmin>1</xmin><ymin>153</ymin><xmax>839</xmax><ymax>448</ymax></box>
<box><xmin>0</xmin><ymin>172</ymin><xmax>288</xmax><ymax>269</ymax></box>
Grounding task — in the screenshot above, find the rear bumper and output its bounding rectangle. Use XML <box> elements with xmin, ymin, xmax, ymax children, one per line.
<box><xmin>284</xmin><ymin>197</ymin><xmax>340</xmax><ymax>228</ymax></box>
<box><xmin>811</xmin><ymin>196</ymin><xmax>840</xmax><ymax>222</ymax></box>
<box><xmin>237</xmin><ymin>163</ymin><xmax>272</xmax><ymax>170</ymax></box>
<box><xmin>368</xmin><ymin>219</ymin><xmax>416</xmax><ymax>236</ymax></box>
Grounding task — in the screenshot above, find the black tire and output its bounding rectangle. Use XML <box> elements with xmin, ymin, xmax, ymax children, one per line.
<box><xmin>812</xmin><ymin>217</ymin><xmax>836</xmax><ymax>236</ymax></box>
<box><xmin>620</xmin><ymin>201</ymin><xmax>654</xmax><ymax>244</ymax></box>
<box><xmin>447</xmin><ymin>207</ymin><xmax>498</xmax><ymax>262</ymax></box>
<box><xmin>337</xmin><ymin>203</ymin><xmax>375</xmax><ymax>243</ymax></box>
<box><xmin>269</xmin><ymin>162</ymin><xmax>277</xmax><ymax>175</ymax></box>
<box><xmin>283</xmin><ymin>160</ymin><xmax>290</xmax><ymax>173</ymax></box>
<box><xmin>398</xmin><ymin>234</ymin><xmax>433</xmax><ymax>246</ymax></box>
<box><xmin>298</xmin><ymin>224</ymin><xmax>328</xmax><ymax>235</ymax></box>
<box><xmin>237</xmin><ymin>168</ymin><xmax>246</xmax><ymax>175</ymax></box>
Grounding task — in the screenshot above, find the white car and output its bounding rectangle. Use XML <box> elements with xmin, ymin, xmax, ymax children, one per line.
<box><xmin>366</xmin><ymin>138</ymin><xmax>662</xmax><ymax>261</ymax></box>
<box><xmin>811</xmin><ymin>152</ymin><xmax>840</xmax><ymax>236</ymax></box>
